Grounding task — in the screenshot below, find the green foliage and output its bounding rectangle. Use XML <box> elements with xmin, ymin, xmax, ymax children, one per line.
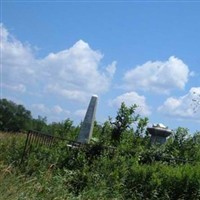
<box><xmin>48</xmin><ymin>118</ymin><xmax>74</xmax><ymax>138</ymax></box>
<box><xmin>135</xmin><ymin>117</ymin><xmax>149</xmax><ymax>137</ymax></box>
<box><xmin>0</xmin><ymin>98</ymin><xmax>77</xmax><ymax>137</ymax></box>
<box><xmin>1</xmin><ymin>99</ymin><xmax>200</xmax><ymax>199</ymax></box>
<box><xmin>0</xmin><ymin>99</ymin><xmax>32</xmax><ymax>132</ymax></box>
<box><xmin>1</xmin><ymin>129</ymin><xmax>200</xmax><ymax>199</ymax></box>
<box><xmin>0</xmin><ymin>133</ymin><xmax>26</xmax><ymax>166</ymax></box>
<box><xmin>110</xmin><ymin>102</ymin><xmax>148</xmax><ymax>144</ymax></box>
<box><xmin>30</xmin><ymin>115</ymin><xmax>48</xmax><ymax>132</ymax></box>
<box><xmin>115</xmin><ymin>102</ymin><xmax>139</xmax><ymax>131</ymax></box>
<box><xmin>192</xmin><ymin>91</ymin><xmax>200</xmax><ymax>113</ymax></box>
<box><xmin>165</xmin><ymin>128</ymin><xmax>200</xmax><ymax>163</ymax></box>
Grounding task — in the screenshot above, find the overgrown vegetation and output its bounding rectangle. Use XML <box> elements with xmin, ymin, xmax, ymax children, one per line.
<box><xmin>0</xmin><ymin>98</ymin><xmax>200</xmax><ymax>199</ymax></box>
<box><xmin>0</xmin><ymin>98</ymin><xmax>76</xmax><ymax>137</ymax></box>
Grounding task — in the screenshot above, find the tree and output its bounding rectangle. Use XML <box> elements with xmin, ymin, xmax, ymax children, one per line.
<box><xmin>48</xmin><ymin>118</ymin><xmax>74</xmax><ymax>138</ymax></box>
<box><xmin>110</xmin><ymin>102</ymin><xmax>139</xmax><ymax>143</ymax></box>
<box><xmin>135</xmin><ymin>117</ymin><xmax>149</xmax><ymax>137</ymax></box>
<box><xmin>0</xmin><ymin>98</ymin><xmax>32</xmax><ymax>132</ymax></box>
<box><xmin>164</xmin><ymin>127</ymin><xmax>199</xmax><ymax>162</ymax></box>
<box><xmin>31</xmin><ymin>115</ymin><xmax>48</xmax><ymax>132</ymax></box>
<box><xmin>63</xmin><ymin>118</ymin><xmax>73</xmax><ymax>134</ymax></box>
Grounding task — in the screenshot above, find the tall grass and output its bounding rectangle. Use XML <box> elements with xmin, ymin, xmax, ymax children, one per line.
<box><xmin>0</xmin><ymin>132</ymin><xmax>200</xmax><ymax>200</ymax></box>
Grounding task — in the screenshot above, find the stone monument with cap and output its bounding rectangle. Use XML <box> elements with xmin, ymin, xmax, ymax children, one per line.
<box><xmin>147</xmin><ymin>123</ymin><xmax>172</xmax><ymax>144</ymax></box>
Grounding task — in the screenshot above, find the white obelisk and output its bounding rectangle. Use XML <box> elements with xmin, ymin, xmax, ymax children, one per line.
<box><xmin>77</xmin><ymin>95</ymin><xmax>98</xmax><ymax>144</ymax></box>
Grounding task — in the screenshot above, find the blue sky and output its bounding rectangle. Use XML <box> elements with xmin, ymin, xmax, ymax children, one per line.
<box><xmin>1</xmin><ymin>1</ymin><xmax>200</xmax><ymax>133</ymax></box>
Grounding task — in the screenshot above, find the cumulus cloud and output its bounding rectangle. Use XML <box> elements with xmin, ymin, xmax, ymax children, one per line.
<box><xmin>124</xmin><ymin>56</ymin><xmax>190</xmax><ymax>94</ymax></box>
<box><xmin>110</xmin><ymin>92</ymin><xmax>151</xmax><ymax>116</ymax></box>
<box><xmin>158</xmin><ymin>87</ymin><xmax>200</xmax><ymax>120</ymax></box>
<box><xmin>74</xmin><ymin>109</ymin><xmax>87</xmax><ymax>118</ymax></box>
<box><xmin>106</xmin><ymin>61</ymin><xmax>117</xmax><ymax>77</ymax></box>
<box><xmin>31</xmin><ymin>103</ymin><xmax>70</xmax><ymax>118</ymax></box>
<box><xmin>45</xmin><ymin>84</ymin><xmax>88</xmax><ymax>102</ymax></box>
<box><xmin>2</xmin><ymin>83</ymin><xmax>26</xmax><ymax>93</ymax></box>
<box><xmin>52</xmin><ymin>105</ymin><xmax>63</xmax><ymax>114</ymax></box>
<box><xmin>1</xmin><ymin>24</ymin><xmax>36</xmax><ymax>85</ymax></box>
<box><xmin>52</xmin><ymin>105</ymin><xmax>70</xmax><ymax>115</ymax></box>
<box><xmin>31</xmin><ymin>104</ymin><xmax>50</xmax><ymax>114</ymax></box>
<box><xmin>1</xmin><ymin>24</ymin><xmax>116</xmax><ymax>102</ymax></box>
<box><xmin>39</xmin><ymin>39</ymin><xmax>116</xmax><ymax>101</ymax></box>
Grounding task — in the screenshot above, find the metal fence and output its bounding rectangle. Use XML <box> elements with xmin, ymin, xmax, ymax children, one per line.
<box><xmin>20</xmin><ymin>130</ymin><xmax>116</xmax><ymax>165</ymax></box>
<box><xmin>20</xmin><ymin>130</ymin><xmax>196</xmax><ymax>165</ymax></box>
<box><xmin>20</xmin><ymin>130</ymin><xmax>82</xmax><ymax>164</ymax></box>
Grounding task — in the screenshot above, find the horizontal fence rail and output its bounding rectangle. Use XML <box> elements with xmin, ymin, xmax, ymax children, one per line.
<box><xmin>20</xmin><ymin>130</ymin><xmax>83</xmax><ymax>164</ymax></box>
<box><xmin>20</xmin><ymin>130</ymin><xmax>197</xmax><ymax>165</ymax></box>
<box><xmin>20</xmin><ymin>130</ymin><xmax>116</xmax><ymax>165</ymax></box>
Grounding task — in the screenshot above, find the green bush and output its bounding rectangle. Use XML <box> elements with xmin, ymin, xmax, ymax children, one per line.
<box><xmin>0</xmin><ymin>129</ymin><xmax>200</xmax><ymax>200</ymax></box>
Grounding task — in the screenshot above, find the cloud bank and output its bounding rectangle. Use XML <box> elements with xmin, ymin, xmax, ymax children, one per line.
<box><xmin>1</xmin><ymin>24</ymin><xmax>116</xmax><ymax>103</ymax></box>
<box><xmin>158</xmin><ymin>87</ymin><xmax>200</xmax><ymax>120</ymax></box>
<box><xmin>110</xmin><ymin>92</ymin><xmax>151</xmax><ymax>116</ymax></box>
<box><xmin>124</xmin><ymin>56</ymin><xmax>190</xmax><ymax>94</ymax></box>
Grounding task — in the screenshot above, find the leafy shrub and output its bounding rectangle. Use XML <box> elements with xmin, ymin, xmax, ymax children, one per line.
<box><xmin>1</xmin><ymin>126</ymin><xmax>200</xmax><ymax>199</ymax></box>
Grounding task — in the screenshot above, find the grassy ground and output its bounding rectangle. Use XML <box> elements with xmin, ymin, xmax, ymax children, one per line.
<box><xmin>0</xmin><ymin>132</ymin><xmax>200</xmax><ymax>200</ymax></box>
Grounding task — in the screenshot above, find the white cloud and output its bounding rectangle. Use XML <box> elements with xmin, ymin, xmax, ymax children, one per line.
<box><xmin>124</xmin><ymin>56</ymin><xmax>190</xmax><ymax>94</ymax></box>
<box><xmin>40</xmin><ymin>39</ymin><xmax>115</xmax><ymax>101</ymax></box>
<box><xmin>110</xmin><ymin>92</ymin><xmax>151</xmax><ymax>116</ymax></box>
<box><xmin>32</xmin><ymin>104</ymin><xmax>50</xmax><ymax>114</ymax></box>
<box><xmin>106</xmin><ymin>61</ymin><xmax>117</xmax><ymax>77</ymax></box>
<box><xmin>158</xmin><ymin>87</ymin><xmax>200</xmax><ymax>120</ymax></box>
<box><xmin>52</xmin><ymin>105</ymin><xmax>70</xmax><ymax>115</ymax></box>
<box><xmin>74</xmin><ymin>109</ymin><xmax>87</xmax><ymax>118</ymax></box>
<box><xmin>1</xmin><ymin>24</ymin><xmax>116</xmax><ymax>101</ymax></box>
<box><xmin>2</xmin><ymin>83</ymin><xmax>26</xmax><ymax>93</ymax></box>
<box><xmin>45</xmin><ymin>84</ymin><xmax>88</xmax><ymax>102</ymax></box>
<box><xmin>1</xmin><ymin>24</ymin><xmax>36</xmax><ymax>85</ymax></box>
<box><xmin>52</xmin><ymin>105</ymin><xmax>63</xmax><ymax>114</ymax></box>
<box><xmin>31</xmin><ymin>103</ymin><xmax>70</xmax><ymax>118</ymax></box>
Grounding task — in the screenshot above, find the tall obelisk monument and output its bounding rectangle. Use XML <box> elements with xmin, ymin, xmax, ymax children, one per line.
<box><xmin>77</xmin><ymin>95</ymin><xmax>98</xmax><ymax>144</ymax></box>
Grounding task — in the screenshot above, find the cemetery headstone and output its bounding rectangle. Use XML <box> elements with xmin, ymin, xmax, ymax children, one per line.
<box><xmin>77</xmin><ymin>95</ymin><xmax>98</xmax><ymax>144</ymax></box>
<box><xmin>147</xmin><ymin>123</ymin><xmax>172</xmax><ymax>144</ymax></box>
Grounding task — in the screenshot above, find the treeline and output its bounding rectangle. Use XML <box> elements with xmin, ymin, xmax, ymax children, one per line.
<box><xmin>0</xmin><ymin>98</ymin><xmax>77</xmax><ymax>137</ymax></box>
<box><xmin>0</xmin><ymin>98</ymin><xmax>150</xmax><ymax>143</ymax></box>
<box><xmin>1</xmin><ymin>98</ymin><xmax>200</xmax><ymax>163</ymax></box>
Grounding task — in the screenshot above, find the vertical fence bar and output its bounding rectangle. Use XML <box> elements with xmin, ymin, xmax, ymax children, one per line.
<box><xmin>20</xmin><ymin>131</ymin><xmax>31</xmax><ymax>164</ymax></box>
<box><xmin>20</xmin><ymin>130</ymin><xmax>72</xmax><ymax>164</ymax></box>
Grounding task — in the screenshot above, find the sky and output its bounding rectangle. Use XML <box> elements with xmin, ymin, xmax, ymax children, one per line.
<box><xmin>1</xmin><ymin>1</ymin><xmax>200</xmax><ymax>133</ymax></box>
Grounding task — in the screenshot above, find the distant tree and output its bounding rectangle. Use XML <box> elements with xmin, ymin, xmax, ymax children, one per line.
<box><xmin>31</xmin><ymin>115</ymin><xmax>48</xmax><ymax>132</ymax></box>
<box><xmin>48</xmin><ymin>118</ymin><xmax>74</xmax><ymax>138</ymax></box>
<box><xmin>63</xmin><ymin>118</ymin><xmax>73</xmax><ymax>134</ymax></box>
<box><xmin>0</xmin><ymin>98</ymin><xmax>32</xmax><ymax>132</ymax></box>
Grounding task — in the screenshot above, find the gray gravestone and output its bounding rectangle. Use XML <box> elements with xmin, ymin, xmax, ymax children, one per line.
<box><xmin>77</xmin><ymin>95</ymin><xmax>98</xmax><ymax>144</ymax></box>
<box><xmin>147</xmin><ymin>123</ymin><xmax>172</xmax><ymax>144</ymax></box>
